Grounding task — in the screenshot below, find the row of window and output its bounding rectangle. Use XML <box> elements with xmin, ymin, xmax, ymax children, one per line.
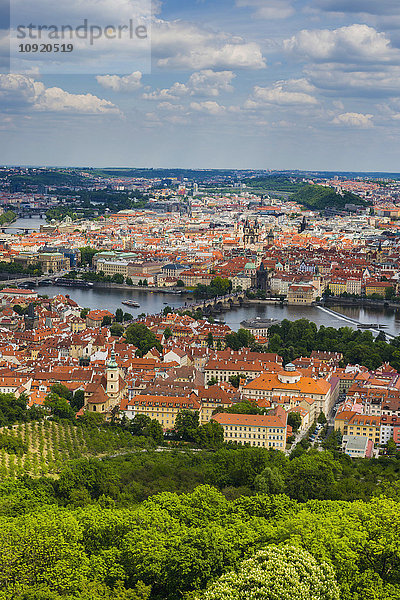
<box><xmin>135</xmin><ymin>404</ymin><xmax>194</xmax><ymax>409</ymax></box>
<box><xmin>227</xmin><ymin>432</ymin><xmax>284</xmax><ymax>441</ymax></box>
<box><xmin>227</xmin><ymin>425</ymin><xmax>283</xmax><ymax>433</ymax></box>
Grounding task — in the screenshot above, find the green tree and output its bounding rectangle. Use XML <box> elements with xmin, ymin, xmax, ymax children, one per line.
<box><xmin>129</xmin><ymin>414</ymin><xmax>152</xmax><ymax>436</ymax></box>
<box><xmin>145</xmin><ymin>420</ymin><xmax>164</xmax><ymax>445</ymax></box>
<box><xmin>200</xmin><ymin>545</ymin><xmax>340</xmax><ymax>600</ymax></box>
<box><xmin>206</xmin><ymin>333</ymin><xmax>214</xmax><ymax>348</ymax></box>
<box><xmin>385</xmin><ymin>286</ymin><xmax>396</xmax><ymax>300</ymax></box>
<box><xmin>110</xmin><ymin>323</ymin><xmax>124</xmax><ymax>337</ymax></box>
<box><xmin>386</xmin><ymin>437</ymin><xmax>397</xmax><ymax>456</ymax></box>
<box><xmin>174</xmin><ymin>410</ymin><xmax>199</xmax><ymax>441</ymax></box>
<box><xmin>80</xmin><ymin>308</ymin><xmax>90</xmax><ymax>319</ymax></box>
<box><xmin>112</xmin><ymin>273</ymin><xmax>125</xmax><ymax>284</ymax></box>
<box><xmin>228</xmin><ymin>375</ymin><xmax>241</xmax><ymax>388</ymax></box>
<box><xmin>44</xmin><ymin>394</ymin><xmax>75</xmax><ymax>420</ymax></box>
<box><xmin>225</xmin><ymin>329</ymin><xmax>255</xmax><ymax>351</ymax></box>
<box><xmin>124</xmin><ymin>323</ymin><xmax>162</xmax><ymax>357</ymax></box>
<box><xmin>164</xmin><ymin>327</ymin><xmax>173</xmax><ymax>340</ymax></box>
<box><xmin>285</xmin><ymin>453</ymin><xmax>341</xmax><ymax>501</ymax></box>
<box><xmin>71</xmin><ymin>390</ymin><xmax>85</xmax><ymax>412</ymax></box>
<box><xmin>79</xmin><ymin>247</ymin><xmax>99</xmax><ymax>266</ymax></box>
<box><xmin>287</xmin><ymin>411</ymin><xmax>302</xmax><ymax>432</ymax></box>
<box><xmin>115</xmin><ymin>308</ymin><xmax>124</xmax><ymax>323</ymax></box>
<box><xmin>196</xmin><ymin>421</ymin><xmax>224</xmax><ymax>449</ymax></box>
<box><xmin>102</xmin><ymin>316</ymin><xmax>112</xmax><ymax>327</ymax></box>
<box><xmin>77</xmin><ymin>412</ymin><xmax>105</xmax><ymax>427</ymax></box>
<box><xmin>126</xmin><ymin>277</ymin><xmax>133</xmax><ymax>286</ymax></box>
<box><xmin>254</xmin><ymin>466</ymin><xmax>285</xmax><ymax>494</ymax></box>
<box><xmin>50</xmin><ymin>383</ymin><xmax>72</xmax><ymax>402</ymax></box>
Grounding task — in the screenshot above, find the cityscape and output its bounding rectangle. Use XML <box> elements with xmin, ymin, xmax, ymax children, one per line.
<box><xmin>0</xmin><ymin>166</ymin><xmax>397</xmax><ymax>597</ymax></box>
<box><xmin>2</xmin><ymin>0</ymin><xmax>400</xmax><ymax>598</ymax></box>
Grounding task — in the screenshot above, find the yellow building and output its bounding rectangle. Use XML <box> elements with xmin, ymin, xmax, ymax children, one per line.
<box><xmin>124</xmin><ymin>394</ymin><xmax>201</xmax><ymax>429</ymax></box>
<box><xmin>365</xmin><ymin>282</ymin><xmax>392</xmax><ymax>297</ymax></box>
<box><xmin>287</xmin><ymin>283</ymin><xmax>316</xmax><ymax>305</ymax></box>
<box><xmin>212</xmin><ymin>406</ymin><xmax>287</xmax><ymax>450</ymax></box>
<box><xmin>96</xmin><ymin>259</ymin><xmax>129</xmax><ymax>278</ymax></box>
<box><xmin>70</xmin><ymin>317</ymin><xmax>86</xmax><ymax>333</ymax></box>
<box><xmin>329</xmin><ymin>280</ymin><xmax>346</xmax><ymax>295</ymax></box>
<box><xmin>14</xmin><ymin>252</ymin><xmax>69</xmax><ymax>273</ymax></box>
<box><xmin>196</xmin><ymin>385</ymin><xmax>234</xmax><ymax>425</ymax></box>
<box><xmin>334</xmin><ymin>410</ymin><xmax>380</xmax><ymax>445</ymax></box>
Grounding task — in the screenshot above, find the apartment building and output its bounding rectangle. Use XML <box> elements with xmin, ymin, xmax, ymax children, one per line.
<box><xmin>212</xmin><ymin>406</ymin><xmax>287</xmax><ymax>450</ymax></box>
<box><xmin>334</xmin><ymin>410</ymin><xmax>381</xmax><ymax>446</ymax></box>
<box><xmin>124</xmin><ymin>394</ymin><xmax>201</xmax><ymax>429</ymax></box>
<box><xmin>242</xmin><ymin>363</ymin><xmax>332</xmax><ymax>416</ymax></box>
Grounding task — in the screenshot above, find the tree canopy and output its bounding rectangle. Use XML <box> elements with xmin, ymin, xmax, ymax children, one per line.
<box><xmin>124</xmin><ymin>323</ymin><xmax>162</xmax><ymax>357</ymax></box>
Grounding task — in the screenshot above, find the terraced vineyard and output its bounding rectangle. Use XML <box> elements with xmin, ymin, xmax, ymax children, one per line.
<box><xmin>0</xmin><ymin>421</ymin><xmax>141</xmax><ymax>478</ymax></box>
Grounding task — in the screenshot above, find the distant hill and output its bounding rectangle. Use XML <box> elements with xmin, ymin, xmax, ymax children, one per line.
<box><xmin>291</xmin><ymin>184</ymin><xmax>370</xmax><ymax>210</ymax></box>
<box><xmin>242</xmin><ymin>175</ymin><xmax>301</xmax><ymax>193</ymax></box>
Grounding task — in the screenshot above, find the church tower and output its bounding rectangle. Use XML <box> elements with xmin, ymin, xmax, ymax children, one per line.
<box><xmin>24</xmin><ymin>303</ymin><xmax>39</xmax><ymax>330</ymax></box>
<box><xmin>106</xmin><ymin>350</ymin><xmax>120</xmax><ymax>402</ymax></box>
<box><xmin>267</xmin><ymin>228</ymin><xmax>274</xmax><ymax>247</ymax></box>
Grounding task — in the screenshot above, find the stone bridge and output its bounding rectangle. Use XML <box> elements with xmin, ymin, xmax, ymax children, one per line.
<box><xmin>184</xmin><ymin>292</ymin><xmax>246</xmax><ymax>314</ymax></box>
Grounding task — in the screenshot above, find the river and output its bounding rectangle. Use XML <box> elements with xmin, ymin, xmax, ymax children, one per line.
<box><xmin>5</xmin><ymin>215</ymin><xmax>46</xmax><ymax>235</ymax></box>
<box><xmin>7</xmin><ymin>217</ymin><xmax>400</xmax><ymax>336</ymax></box>
<box><xmin>34</xmin><ymin>284</ymin><xmax>400</xmax><ymax>337</ymax></box>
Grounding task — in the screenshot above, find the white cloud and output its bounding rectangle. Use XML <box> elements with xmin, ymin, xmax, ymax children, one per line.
<box><xmin>246</xmin><ymin>82</ymin><xmax>318</xmax><ymax>107</ymax></box>
<box><xmin>144</xmin><ymin>70</ymin><xmax>236</xmax><ymax>102</ymax></box>
<box><xmin>190</xmin><ymin>101</ymin><xmax>226</xmax><ymax>115</ymax></box>
<box><xmin>284</xmin><ymin>24</ymin><xmax>400</xmax><ymax>64</ymax></box>
<box><xmin>0</xmin><ymin>74</ymin><xmax>121</xmax><ymax>115</ymax></box>
<box><xmin>152</xmin><ymin>20</ymin><xmax>266</xmax><ymax>70</ymax></box>
<box><xmin>236</xmin><ymin>0</ymin><xmax>294</xmax><ymax>19</ymax></box>
<box><xmin>96</xmin><ymin>71</ymin><xmax>142</xmax><ymax>92</ymax></box>
<box><xmin>187</xmin><ymin>70</ymin><xmax>235</xmax><ymax>96</ymax></box>
<box><xmin>332</xmin><ymin>112</ymin><xmax>373</xmax><ymax>127</ymax></box>
<box><xmin>143</xmin><ymin>82</ymin><xmax>189</xmax><ymax>100</ymax></box>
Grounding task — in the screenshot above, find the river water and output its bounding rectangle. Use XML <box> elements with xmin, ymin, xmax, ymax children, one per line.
<box><xmin>34</xmin><ymin>286</ymin><xmax>400</xmax><ymax>337</ymax></box>
<box><xmin>5</xmin><ymin>215</ymin><xmax>46</xmax><ymax>235</ymax></box>
<box><xmin>7</xmin><ymin>217</ymin><xmax>400</xmax><ymax>336</ymax></box>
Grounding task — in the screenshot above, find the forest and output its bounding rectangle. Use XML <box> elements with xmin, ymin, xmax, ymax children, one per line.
<box><xmin>1</xmin><ymin>444</ymin><xmax>400</xmax><ymax>599</ymax></box>
<box><xmin>267</xmin><ymin>318</ymin><xmax>400</xmax><ymax>370</ymax></box>
<box><xmin>291</xmin><ymin>184</ymin><xmax>369</xmax><ymax>210</ymax></box>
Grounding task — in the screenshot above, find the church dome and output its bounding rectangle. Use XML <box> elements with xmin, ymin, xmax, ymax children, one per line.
<box><xmin>277</xmin><ymin>363</ymin><xmax>302</xmax><ymax>384</ymax></box>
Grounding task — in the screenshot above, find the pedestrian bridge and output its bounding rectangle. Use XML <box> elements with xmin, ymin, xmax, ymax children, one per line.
<box><xmin>184</xmin><ymin>292</ymin><xmax>246</xmax><ymax>314</ymax></box>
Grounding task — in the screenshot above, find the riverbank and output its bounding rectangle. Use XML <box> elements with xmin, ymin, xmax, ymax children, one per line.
<box><xmin>85</xmin><ymin>282</ymin><xmax>186</xmax><ymax>294</ymax></box>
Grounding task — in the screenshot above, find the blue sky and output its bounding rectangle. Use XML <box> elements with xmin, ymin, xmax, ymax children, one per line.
<box><xmin>1</xmin><ymin>0</ymin><xmax>400</xmax><ymax>170</ymax></box>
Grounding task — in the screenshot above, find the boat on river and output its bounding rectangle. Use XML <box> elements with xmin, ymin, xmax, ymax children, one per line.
<box><xmin>122</xmin><ymin>300</ymin><xmax>140</xmax><ymax>308</ymax></box>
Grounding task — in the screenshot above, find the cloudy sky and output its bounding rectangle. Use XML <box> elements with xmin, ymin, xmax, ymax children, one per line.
<box><xmin>1</xmin><ymin>0</ymin><xmax>400</xmax><ymax>170</ymax></box>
